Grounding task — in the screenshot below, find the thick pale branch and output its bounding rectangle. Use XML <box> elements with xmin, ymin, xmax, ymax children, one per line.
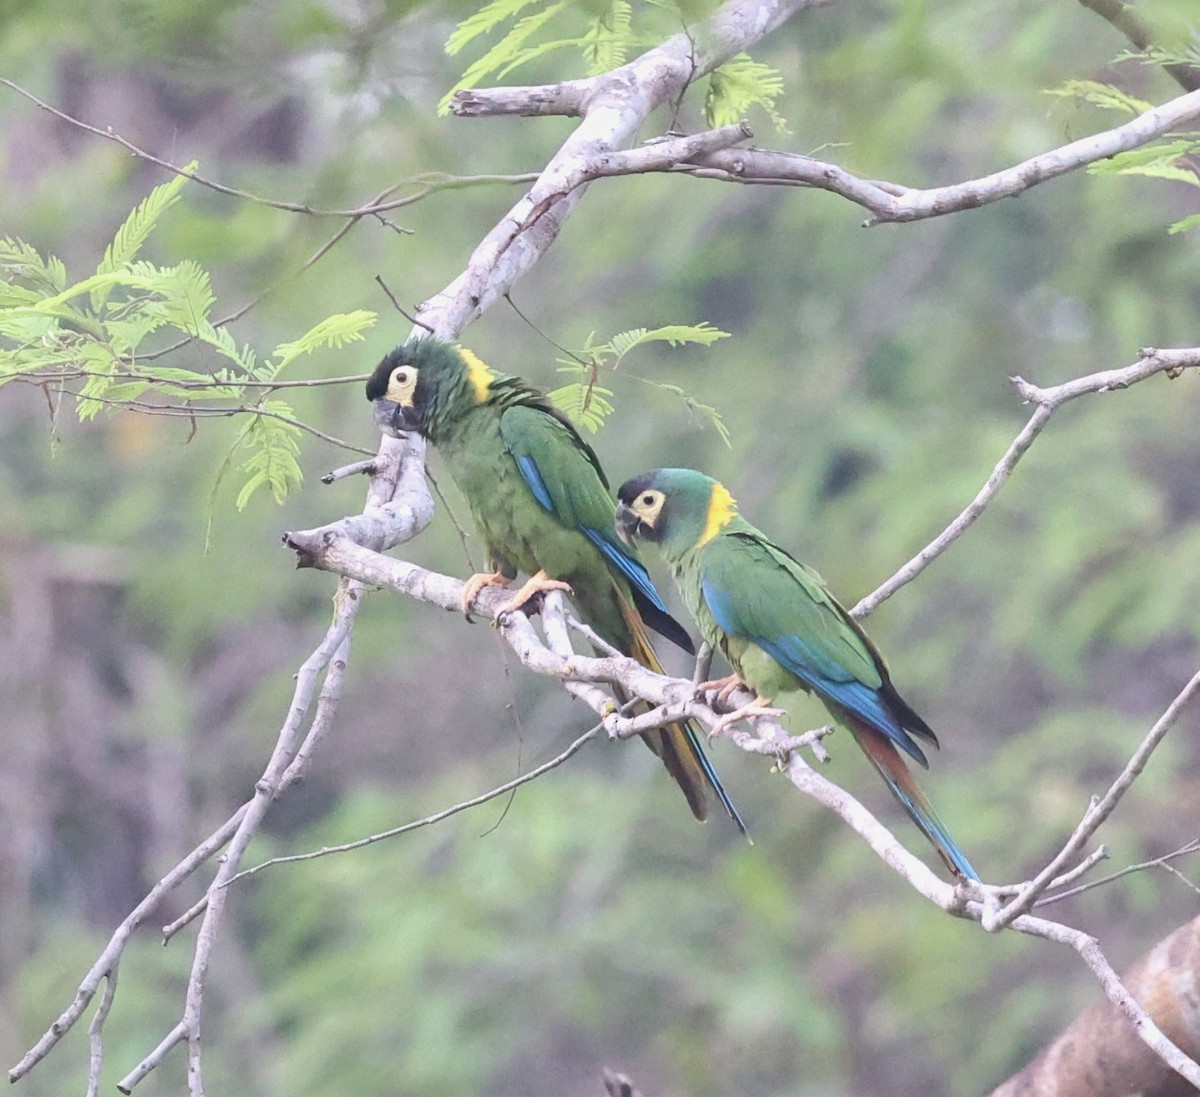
<box><xmin>426</xmin><ymin>0</ymin><xmax>824</xmax><ymax>334</ymax></box>
<box><xmin>991</xmin><ymin>914</ymin><xmax>1200</xmax><ymax>1097</ymax></box>
<box><xmin>673</xmin><ymin>88</ymin><xmax>1200</xmax><ymax>223</ymax></box>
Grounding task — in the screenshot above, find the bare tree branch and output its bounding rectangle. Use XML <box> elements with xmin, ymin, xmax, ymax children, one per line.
<box><xmin>990</xmin><ymin>913</ymin><xmax>1200</xmax><ymax>1097</ymax></box>
<box><xmin>852</xmin><ymin>347</ymin><xmax>1198</xmax><ymax>617</ymax></box>
<box><xmin>681</xmin><ymin>87</ymin><xmax>1200</xmax><ymax>222</ymax></box>
<box><xmin>1076</xmin><ymin>0</ymin><xmax>1200</xmax><ymax>93</ymax></box>
<box><xmin>423</xmin><ymin>0</ymin><xmax>827</xmax><ymax>337</ymax></box>
<box><xmin>1037</xmin><ymin>839</ymin><xmax>1200</xmax><ymax>907</ymax></box>
<box><xmin>0</xmin><ymin>78</ymin><xmax>534</xmax><ymax>219</ymax></box>
<box><xmin>15</xmin><ymin>0</ymin><xmax>1200</xmax><ymax>1089</ymax></box>
<box><xmin>983</xmin><ymin>666</ymin><xmax>1200</xmax><ymax>932</ymax></box>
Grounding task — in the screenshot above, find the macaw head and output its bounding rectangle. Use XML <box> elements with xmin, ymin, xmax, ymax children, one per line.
<box><xmin>365</xmin><ymin>336</ymin><xmax>496</xmax><ymax>440</ymax></box>
<box><xmin>616</xmin><ymin>468</ymin><xmax>738</xmax><ymax>558</ymax></box>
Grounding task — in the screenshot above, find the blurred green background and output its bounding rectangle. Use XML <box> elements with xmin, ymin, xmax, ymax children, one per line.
<box><xmin>3</xmin><ymin>1</ymin><xmax>1200</xmax><ymax>1094</ymax></box>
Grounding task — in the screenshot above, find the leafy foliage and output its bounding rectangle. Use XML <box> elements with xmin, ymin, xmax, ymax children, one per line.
<box><xmin>705</xmin><ymin>52</ymin><xmax>789</xmax><ymax>133</ymax></box>
<box><xmin>0</xmin><ymin>166</ymin><xmax>377</xmax><ymax>508</ymax></box>
<box><xmin>440</xmin><ymin>0</ymin><xmax>629</xmax><ymax>112</ymax></box>
<box><xmin>1047</xmin><ymin>80</ymin><xmax>1200</xmax><ymax>232</ymax></box>
<box><xmin>1045</xmin><ymin>79</ymin><xmax>1154</xmax><ymax>116</ymax></box>
<box><xmin>439</xmin><ymin>0</ymin><xmax>790</xmax><ymax>131</ymax></box>
<box><xmin>547</xmin><ymin>322</ymin><xmax>731</xmax><ymax>438</ymax></box>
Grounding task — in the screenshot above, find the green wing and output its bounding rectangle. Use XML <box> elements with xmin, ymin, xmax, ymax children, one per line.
<box><xmin>700</xmin><ymin>529</ymin><xmax>883</xmax><ymax>688</ymax></box>
<box><xmin>499</xmin><ymin>405</ymin><xmax>693</xmax><ymax>653</ymax></box>
<box><xmin>699</xmin><ymin>528</ymin><xmax>939</xmax><ymax>763</ymax></box>
<box><xmin>499</xmin><ymin>404</ymin><xmax>614</xmax><ymax>530</ymax></box>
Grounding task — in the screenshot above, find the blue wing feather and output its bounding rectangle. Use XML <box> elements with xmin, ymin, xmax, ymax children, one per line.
<box><xmin>702</xmin><ymin>576</ymin><xmax>928</xmax><ymax>765</ymax></box>
<box><xmin>514</xmin><ymin>443</ymin><xmax>694</xmax><ymax>654</ymax></box>
<box><xmin>514</xmin><ymin>453</ymin><xmax>554</xmax><ymax>512</ymax></box>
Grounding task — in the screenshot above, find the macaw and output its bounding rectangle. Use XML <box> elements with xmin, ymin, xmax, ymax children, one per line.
<box><xmin>366</xmin><ymin>337</ymin><xmax>745</xmax><ymax>834</ymax></box>
<box><xmin>614</xmin><ymin>467</ymin><xmax>977</xmax><ymax>880</ymax></box>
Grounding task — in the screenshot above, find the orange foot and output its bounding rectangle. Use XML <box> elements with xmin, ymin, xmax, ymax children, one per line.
<box><xmin>460</xmin><ymin>570</ymin><xmax>511</xmax><ymax>615</ymax></box>
<box><xmin>708</xmin><ymin>694</ymin><xmax>786</xmax><ymax>742</ymax></box>
<box><xmin>498</xmin><ymin>569</ymin><xmax>573</xmax><ymax>614</ymax></box>
<box><xmin>697</xmin><ymin>673</ymin><xmax>745</xmax><ymax>706</ymax></box>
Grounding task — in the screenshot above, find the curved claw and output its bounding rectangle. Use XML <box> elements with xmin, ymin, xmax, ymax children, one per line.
<box><xmin>497</xmin><ymin>569</ymin><xmax>573</xmax><ymax>614</ymax></box>
<box><xmin>707</xmin><ymin>695</ymin><xmax>786</xmax><ymax>743</ymax></box>
<box><xmin>697</xmin><ymin>673</ymin><xmax>744</xmax><ymax>706</ymax></box>
<box><xmin>461</xmin><ymin>570</ymin><xmax>511</xmax><ymax>617</ymax></box>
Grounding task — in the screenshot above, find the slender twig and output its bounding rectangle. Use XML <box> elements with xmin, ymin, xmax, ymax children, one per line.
<box><xmin>322</xmin><ymin>458</ymin><xmax>378</xmax><ymax>484</ymax></box>
<box><xmin>1</xmin><ymin>368</ymin><xmax>369</xmax><ymax>390</ymax></box>
<box><xmin>853</xmin><ymin>348</ymin><xmax>1198</xmax><ymax>617</ymax></box>
<box><xmin>984</xmin><ymin>668</ymin><xmax>1200</xmax><ymax>931</ymax></box>
<box><xmin>220</xmin><ymin>722</ymin><xmax>604</xmax><ymax>885</ymax></box>
<box><xmin>852</xmin><ymin>405</ymin><xmax>1053</xmax><ymax>617</ymax></box>
<box><xmin>85</xmin><ymin>967</ymin><xmax>118</xmax><ymax>1097</ymax></box>
<box><xmin>48</xmin><ymin>388</ymin><xmax>376</xmax><ymax>455</ymax></box>
<box><xmin>0</xmin><ymin>78</ymin><xmax>533</xmax><ymax>218</ymax></box>
<box><xmin>8</xmin><ymin>809</ymin><xmax>246</xmax><ymax>1082</ymax></box>
<box><xmin>374</xmin><ymin>275</ymin><xmax>436</xmax><ymax>333</ymax></box>
<box><xmin>1036</xmin><ymin>840</ymin><xmax>1200</xmax><ymax>906</ymax></box>
<box><xmin>116</xmin><ymin>1022</ymin><xmax>186</xmax><ymax>1094</ymax></box>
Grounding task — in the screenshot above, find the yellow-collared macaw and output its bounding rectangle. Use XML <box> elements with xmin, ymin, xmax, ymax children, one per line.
<box><xmin>366</xmin><ymin>338</ymin><xmax>745</xmax><ymax>834</ymax></box>
<box><xmin>615</xmin><ymin>467</ymin><xmax>976</xmax><ymax>880</ymax></box>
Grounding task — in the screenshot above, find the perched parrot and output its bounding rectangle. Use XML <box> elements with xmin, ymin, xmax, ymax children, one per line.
<box><xmin>366</xmin><ymin>336</ymin><xmax>745</xmax><ymax>834</ymax></box>
<box><xmin>614</xmin><ymin>467</ymin><xmax>978</xmax><ymax>880</ymax></box>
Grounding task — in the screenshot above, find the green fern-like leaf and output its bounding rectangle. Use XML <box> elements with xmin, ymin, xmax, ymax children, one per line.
<box><xmin>138</xmin><ymin>260</ymin><xmax>216</xmax><ymax>333</ymax></box>
<box><xmin>547</xmin><ymin>378</ymin><xmax>615</xmax><ymax>432</ymax></box>
<box><xmin>0</xmin><ymin>237</ymin><xmax>68</xmax><ymax>294</ymax></box>
<box><xmin>445</xmin><ymin>0</ymin><xmax>544</xmax><ymax>55</ymax></box>
<box><xmin>1088</xmin><ymin>138</ymin><xmax>1200</xmax><ymax>189</ymax></box>
<box><xmin>604</xmin><ymin>322</ymin><xmax>731</xmax><ymax>364</ymax></box>
<box><xmin>583</xmin><ymin>0</ymin><xmax>634</xmax><ymax>75</ymax></box>
<box><xmin>92</xmin><ymin>162</ymin><xmax>197</xmax><ymax>312</ymax></box>
<box><xmin>234</xmin><ymin>399</ymin><xmax>304</xmax><ymax>508</ymax></box>
<box><xmin>440</xmin><ymin>0</ymin><xmax>571</xmax><ymax>113</ymax></box>
<box><xmin>74</xmin><ymin>343</ymin><xmax>125</xmax><ymax>420</ymax></box>
<box><xmin>1045</xmin><ymin>79</ymin><xmax>1154</xmax><ymax>116</ymax></box>
<box><xmin>0</xmin><ymin>309</ymin><xmax>61</xmax><ymax>341</ymax></box>
<box><xmin>269</xmin><ymin>310</ymin><xmax>377</xmax><ymax>377</ymax></box>
<box><xmin>654</xmin><ymin>382</ymin><xmax>732</xmax><ymax>447</ymax></box>
<box><xmin>706</xmin><ymin>53</ymin><xmax>789</xmax><ymax>134</ymax></box>
<box><xmin>1169</xmin><ymin>212</ymin><xmax>1200</xmax><ymax>234</ymax></box>
<box><xmin>1088</xmin><ymin>139</ymin><xmax>1198</xmax><ymax>175</ymax></box>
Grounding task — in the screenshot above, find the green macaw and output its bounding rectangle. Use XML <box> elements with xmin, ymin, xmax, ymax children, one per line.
<box><xmin>614</xmin><ymin>467</ymin><xmax>978</xmax><ymax>880</ymax></box>
<box><xmin>365</xmin><ymin>337</ymin><xmax>745</xmax><ymax>834</ymax></box>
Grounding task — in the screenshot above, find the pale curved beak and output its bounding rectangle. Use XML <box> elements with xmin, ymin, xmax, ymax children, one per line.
<box><xmin>372</xmin><ymin>399</ymin><xmax>412</xmax><ymax>438</ymax></box>
<box><xmin>614</xmin><ymin>502</ymin><xmax>642</xmax><ymax>546</ymax></box>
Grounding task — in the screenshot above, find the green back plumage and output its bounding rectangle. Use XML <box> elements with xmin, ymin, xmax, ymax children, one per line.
<box><xmin>366</xmin><ymin>342</ymin><xmax>746</xmax><ymax>834</ymax></box>
<box><xmin>617</xmin><ymin>467</ymin><xmax>977</xmax><ymax>879</ymax></box>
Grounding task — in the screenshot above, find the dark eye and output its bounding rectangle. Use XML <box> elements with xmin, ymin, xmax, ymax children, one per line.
<box><xmin>394</xmin><ymin>369</ymin><xmax>409</xmax><ymax>383</ymax></box>
<box><xmin>642</xmin><ymin>493</ymin><xmax>655</xmax><ymax>506</ymax></box>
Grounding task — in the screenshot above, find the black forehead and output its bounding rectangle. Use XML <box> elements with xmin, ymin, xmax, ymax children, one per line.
<box><xmin>618</xmin><ymin>472</ymin><xmax>660</xmax><ymax>504</ymax></box>
<box><xmin>364</xmin><ymin>342</ymin><xmax>425</xmax><ymax>400</ymax></box>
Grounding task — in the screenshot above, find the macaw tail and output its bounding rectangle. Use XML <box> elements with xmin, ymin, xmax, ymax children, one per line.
<box><xmin>847</xmin><ymin>719</ymin><xmax>978</xmax><ymax>881</ymax></box>
<box><xmin>617</xmin><ymin>597</ymin><xmax>749</xmax><ymax>838</ymax></box>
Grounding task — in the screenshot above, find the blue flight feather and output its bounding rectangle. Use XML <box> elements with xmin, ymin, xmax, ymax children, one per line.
<box><xmin>702</xmin><ymin>578</ymin><xmax>929</xmax><ymax>766</ymax></box>
<box><xmin>582</xmin><ymin>528</ymin><xmax>671</xmax><ymax>614</ymax></box>
<box><xmin>514</xmin><ymin>450</ymin><xmax>693</xmax><ymax>654</ymax></box>
<box><xmin>869</xmin><ymin>759</ymin><xmax>979</xmax><ymax>881</ymax></box>
<box><xmin>515</xmin><ymin>453</ymin><xmax>554</xmax><ymax>512</ymax></box>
